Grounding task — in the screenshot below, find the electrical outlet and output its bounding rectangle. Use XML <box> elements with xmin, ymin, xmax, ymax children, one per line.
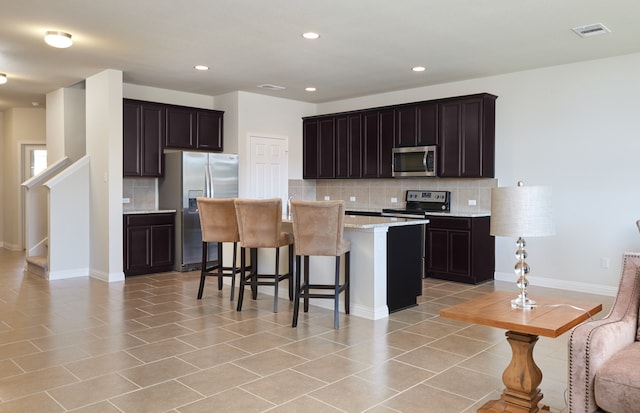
<box><xmin>349</xmin><ymin>196</ymin><xmax>356</xmax><ymax>202</ymax></box>
<box><xmin>468</xmin><ymin>199</ymin><xmax>477</xmax><ymax>206</ymax></box>
<box><xmin>324</xmin><ymin>196</ymin><xmax>330</xmax><ymax>201</ymax></box>
<box><xmin>601</xmin><ymin>257</ymin><xmax>610</xmax><ymax>268</ymax></box>
<box><xmin>122</xmin><ymin>197</ymin><xmax>130</xmax><ymax>204</ymax></box>
<box><xmin>391</xmin><ymin>197</ymin><xmax>398</xmax><ymax>203</ymax></box>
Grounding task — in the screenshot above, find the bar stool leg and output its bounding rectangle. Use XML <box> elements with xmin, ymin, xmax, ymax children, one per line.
<box><xmin>288</xmin><ymin>244</ymin><xmax>294</xmax><ymax>301</ymax></box>
<box><xmin>303</xmin><ymin>256</ymin><xmax>310</xmax><ymax>313</ymax></box>
<box><xmin>334</xmin><ymin>256</ymin><xmax>341</xmax><ymax>329</ymax></box>
<box><xmin>250</xmin><ymin>248</ymin><xmax>258</xmax><ymax>300</ymax></box>
<box><xmin>217</xmin><ymin>243</ymin><xmax>224</xmax><ymax>290</ymax></box>
<box><xmin>236</xmin><ymin>247</ymin><xmax>247</xmax><ymax>311</ymax></box>
<box><xmin>274</xmin><ymin>248</ymin><xmax>280</xmax><ymax>313</ymax></box>
<box><xmin>292</xmin><ymin>255</ymin><xmax>302</xmax><ymax>327</ymax></box>
<box><xmin>197</xmin><ymin>242</ymin><xmax>208</xmax><ymax>300</ymax></box>
<box><xmin>345</xmin><ymin>251</ymin><xmax>350</xmax><ymax>314</ymax></box>
<box><xmin>230</xmin><ymin>242</ymin><xmax>237</xmax><ymax>301</ymax></box>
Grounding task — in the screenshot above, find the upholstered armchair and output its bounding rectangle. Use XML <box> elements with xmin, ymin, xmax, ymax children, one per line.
<box><xmin>568</xmin><ymin>252</ymin><xmax>640</xmax><ymax>412</ymax></box>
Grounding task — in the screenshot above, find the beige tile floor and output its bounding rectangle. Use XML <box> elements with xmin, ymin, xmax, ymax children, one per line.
<box><xmin>0</xmin><ymin>249</ymin><xmax>612</xmax><ymax>413</ymax></box>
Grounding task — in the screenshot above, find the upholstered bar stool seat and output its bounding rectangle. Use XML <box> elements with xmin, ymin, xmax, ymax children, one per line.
<box><xmin>290</xmin><ymin>200</ymin><xmax>350</xmax><ymax>329</ymax></box>
<box><xmin>196</xmin><ymin>197</ymin><xmax>241</xmax><ymax>300</ymax></box>
<box><xmin>234</xmin><ymin>198</ymin><xmax>294</xmax><ymax>313</ymax></box>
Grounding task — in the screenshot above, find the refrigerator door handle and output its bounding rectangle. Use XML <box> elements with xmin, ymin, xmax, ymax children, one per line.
<box><xmin>204</xmin><ymin>164</ymin><xmax>214</xmax><ymax>198</ymax></box>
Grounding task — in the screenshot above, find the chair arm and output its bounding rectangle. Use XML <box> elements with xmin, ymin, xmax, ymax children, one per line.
<box><xmin>568</xmin><ymin>316</ymin><xmax>638</xmax><ymax>413</ymax></box>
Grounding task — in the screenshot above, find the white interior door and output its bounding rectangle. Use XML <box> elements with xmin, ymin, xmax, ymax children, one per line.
<box><xmin>249</xmin><ymin>135</ymin><xmax>288</xmax><ymax>212</ymax></box>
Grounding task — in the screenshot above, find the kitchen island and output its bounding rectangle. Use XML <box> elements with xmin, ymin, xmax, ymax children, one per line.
<box><xmin>276</xmin><ymin>215</ymin><xmax>429</xmax><ymax>320</ymax></box>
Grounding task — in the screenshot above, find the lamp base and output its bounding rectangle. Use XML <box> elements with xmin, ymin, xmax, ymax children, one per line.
<box><xmin>511</xmin><ymin>296</ymin><xmax>536</xmax><ymax>310</ymax></box>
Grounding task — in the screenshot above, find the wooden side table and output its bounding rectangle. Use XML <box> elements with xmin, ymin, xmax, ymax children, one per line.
<box><xmin>440</xmin><ymin>290</ymin><xmax>602</xmax><ymax>413</ymax></box>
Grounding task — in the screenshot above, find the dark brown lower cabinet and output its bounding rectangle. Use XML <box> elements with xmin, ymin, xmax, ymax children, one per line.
<box><xmin>426</xmin><ymin>216</ymin><xmax>494</xmax><ymax>284</ymax></box>
<box><xmin>124</xmin><ymin>213</ymin><xmax>175</xmax><ymax>276</ymax></box>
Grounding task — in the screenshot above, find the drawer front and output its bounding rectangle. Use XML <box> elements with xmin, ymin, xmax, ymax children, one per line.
<box><xmin>427</xmin><ymin>216</ymin><xmax>471</xmax><ymax>230</ymax></box>
<box><xmin>125</xmin><ymin>213</ymin><xmax>174</xmax><ymax>227</ymax></box>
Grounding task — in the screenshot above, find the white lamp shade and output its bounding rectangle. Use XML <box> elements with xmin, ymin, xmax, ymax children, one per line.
<box><xmin>490</xmin><ymin>184</ymin><xmax>555</xmax><ymax>237</ymax></box>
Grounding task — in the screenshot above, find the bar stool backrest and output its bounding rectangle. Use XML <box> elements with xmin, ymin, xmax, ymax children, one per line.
<box><xmin>290</xmin><ymin>200</ymin><xmax>349</xmax><ymax>257</ymax></box>
<box><xmin>196</xmin><ymin>197</ymin><xmax>239</xmax><ymax>243</ymax></box>
<box><xmin>234</xmin><ymin>198</ymin><xmax>285</xmax><ymax>248</ymax></box>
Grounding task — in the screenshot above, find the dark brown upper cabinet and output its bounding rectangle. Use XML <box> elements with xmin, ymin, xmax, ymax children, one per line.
<box><xmin>123</xmin><ymin>99</ymin><xmax>165</xmax><ymax>177</ymax></box>
<box><xmin>438</xmin><ymin>94</ymin><xmax>496</xmax><ymax>178</ymax></box>
<box><xmin>302</xmin><ymin>93</ymin><xmax>496</xmax><ymax>179</ymax></box>
<box><xmin>165</xmin><ymin>105</ymin><xmax>223</xmax><ymax>151</ymax></box>
<box><xmin>394</xmin><ymin>102</ymin><xmax>438</xmax><ymax>147</ymax></box>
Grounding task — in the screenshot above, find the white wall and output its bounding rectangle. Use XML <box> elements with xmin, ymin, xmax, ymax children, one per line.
<box><xmin>0</xmin><ymin>112</ymin><xmax>3</xmax><ymax>248</ymax></box>
<box><xmin>46</xmin><ymin>87</ymin><xmax>86</xmax><ymax>163</ymax></box>
<box><xmin>124</xmin><ymin>83</ymin><xmax>215</xmax><ymax>109</ymax></box>
<box><xmin>318</xmin><ymin>53</ymin><xmax>640</xmax><ymax>292</ymax></box>
<box><xmin>234</xmin><ymin>91</ymin><xmax>315</xmax><ymax>196</ymax></box>
<box><xmin>86</xmin><ymin>69</ymin><xmax>124</xmax><ymax>282</ymax></box>
<box><xmin>1</xmin><ymin>108</ymin><xmax>46</xmax><ymax>251</ymax></box>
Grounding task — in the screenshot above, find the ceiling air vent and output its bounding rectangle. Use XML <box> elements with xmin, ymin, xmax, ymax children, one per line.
<box><xmin>571</xmin><ymin>23</ymin><xmax>611</xmax><ymax>38</ymax></box>
<box><xmin>257</xmin><ymin>84</ymin><xmax>286</xmax><ymax>91</ymax></box>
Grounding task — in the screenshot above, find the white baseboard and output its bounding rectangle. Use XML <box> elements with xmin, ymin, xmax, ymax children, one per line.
<box><xmin>90</xmin><ymin>270</ymin><xmax>125</xmax><ymax>283</ymax></box>
<box><xmin>2</xmin><ymin>242</ymin><xmax>21</xmax><ymax>252</ymax></box>
<box><xmin>493</xmin><ymin>271</ymin><xmax>618</xmax><ymax>297</ymax></box>
<box><xmin>48</xmin><ymin>268</ymin><xmax>89</xmax><ymax>280</ymax></box>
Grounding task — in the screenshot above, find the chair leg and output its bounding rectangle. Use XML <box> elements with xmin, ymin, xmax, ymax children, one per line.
<box><xmin>230</xmin><ymin>242</ymin><xmax>237</xmax><ymax>301</ymax></box>
<box><xmin>288</xmin><ymin>244</ymin><xmax>294</xmax><ymax>301</ymax></box>
<box><xmin>344</xmin><ymin>251</ymin><xmax>350</xmax><ymax>314</ymax></box>
<box><xmin>197</xmin><ymin>242</ymin><xmax>208</xmax><ymax>299</ymax></box>
<box><xmin>273</xmin><ymin>248</ymin><xmax>280</xmax><ymax>313</ymax></box>
<box><xmin>292</xmin><ymin>255</ymin><xmax>302</xmax><ymax>327</ymax></box>
<box><xmin>217</xmin><ymin>242</ymin><xmax>224</xmax><ymax>290</ymax></box>
<box><xmin>334</xmin><ymin>256</ymin><xmax>341</xmax><ymax>329</ymax></box>
<box><xmin>303</xmin><ymin>256</ymin><xmax>310</xmax><ymax>313</ymax></box>
<box><xmin>250</xmin><ymin>248</ymin><xmax>258</xmax><ymax>300</ymax></box>
<box><xmin>236</xmin><ymin>247</ymin><xmax>247</xmax><ymax>311</ymax></box>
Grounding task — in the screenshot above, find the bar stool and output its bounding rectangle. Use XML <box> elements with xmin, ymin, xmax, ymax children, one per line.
<box><xmin>290</xmin><ymin>200</ymin><xmax>350</xmax><ymax>329</ymax></box>
<box><xmin>196</xmin><ymin>197</ymin><xmax>241</xmax><ymax>300</ymax></box>
<box><xmin>234</xmin><ymin>198</ymin><xmax>294</xmax><ymax>313</ymax></box>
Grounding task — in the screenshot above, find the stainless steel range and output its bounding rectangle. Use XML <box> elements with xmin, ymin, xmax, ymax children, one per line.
<box><xmin>382</xmin><ymin>190</ymin><xmax>451</xmax><ymax>218</ymax></box>
<box><xmin>382</xmin><ymin>190</ymin><xmax>451</xmax><ymax>279</ymax></box>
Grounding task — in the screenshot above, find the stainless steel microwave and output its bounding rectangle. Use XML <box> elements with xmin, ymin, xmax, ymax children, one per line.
<box><xmin>392</xmin><ymin>145</ymin><xmax>437</xmax><ymax>177</ymax></box>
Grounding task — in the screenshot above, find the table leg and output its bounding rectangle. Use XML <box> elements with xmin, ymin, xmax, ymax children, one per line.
<box><xmin>478</xmin><ymin>331</ymin><xmax>550</xmax><ymax>413</ymax></box>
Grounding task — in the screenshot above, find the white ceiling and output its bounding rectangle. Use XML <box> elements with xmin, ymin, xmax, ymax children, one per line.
<box><xmin>1</xmin><ymin>0</ymin><xmax>639</xmax><ymax>111</ymax></box>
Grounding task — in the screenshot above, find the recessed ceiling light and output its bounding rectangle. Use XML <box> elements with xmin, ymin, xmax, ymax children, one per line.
<box><xmin>305</xmin><ymin>87</ymin><xmax>317</xmax><ymax>92</ymax></box>
<box><xmin>44</xmin><ymin>31</ymin><xmax>73</xmax><ymax>48</ymax></box>
<box><xmin>302</xmin><ymin>32</ymin><xmax>320</xmax><ymax>40</ymax></box>
<box><xmin>194</xmin><ymin>65</ymin><xmax>209</xmax><ymax>71</ymax></box>
<box><xmin>412</xmin><ymin>66</ymin><xmax>426</xmax><ymax>72</ymax></box>
<box><xmin>32</xmin><ymin>102</ymin><xmax>40</xmax><ymax>107</ymax></box>
<box><xmin>0</xmin><ymin>73</ymin><xmax>7</xmax><ymax>85</ymax></box>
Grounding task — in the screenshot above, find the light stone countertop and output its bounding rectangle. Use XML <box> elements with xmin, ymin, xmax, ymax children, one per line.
<box><xmin>123</xmin><ymin>209</ymin><xmax>177</xmax><ymax>215</ymax></box>
<box><xmin>283</xmin><ymin>215</ymin><xmax>428</xmax><ymax>229</ymax></box>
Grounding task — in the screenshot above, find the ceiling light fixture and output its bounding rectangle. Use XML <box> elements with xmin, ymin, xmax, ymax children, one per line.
<box><xmin>0</xmin><ymin>73</ymin><xmax>7</xmax><ymax>85</ymax></box>
<box><xmin>194</xmin><ymin>65</ymin><xmax>209</xmax><ymax>71</ymax></box>
<box><xmin>305</xmin><ymin>87</ymin><xmax>317</xmax><ymax>92</ymax></box>
<box><xmin>412</xmin><ymin>66</ymin><xmax>426</xmax><ymax>72</ymax></box>
<box><xmin>302</xmin><ymin>32</ymin><xmax>320</xmax><ymax>40</ymax></box>
<box><xmin>44</xmin><ymin>31</ymin><xmax>73</xmax><ymax>48</ymax></box>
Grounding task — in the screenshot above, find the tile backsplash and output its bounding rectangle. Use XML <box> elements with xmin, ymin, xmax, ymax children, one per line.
<box><xmin>126</xmin><ymin>177</ymin><xmax>496</xmax><ymax>214</ymax></box>
<box><xmin>122</xmin><ymin>178</ymin><xmax>157</xmax><ymax>212</ymax></box>
<box><xmin>290</xmin><ymin>178</ymin><xmax>497</xmax><ymax>213</ymax></box>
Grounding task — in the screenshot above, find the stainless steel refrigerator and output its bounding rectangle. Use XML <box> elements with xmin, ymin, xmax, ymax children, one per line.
<box><xmin>159</xmin><ymin>151</ymin><xmax>239</xmax><ymax>271</ymax></box>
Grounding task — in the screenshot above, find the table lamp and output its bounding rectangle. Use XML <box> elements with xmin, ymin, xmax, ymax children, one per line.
<box><xmin>490</xmin><ymin>181</ymin><xmax>555</xmax><ymax>309</ymax></box>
